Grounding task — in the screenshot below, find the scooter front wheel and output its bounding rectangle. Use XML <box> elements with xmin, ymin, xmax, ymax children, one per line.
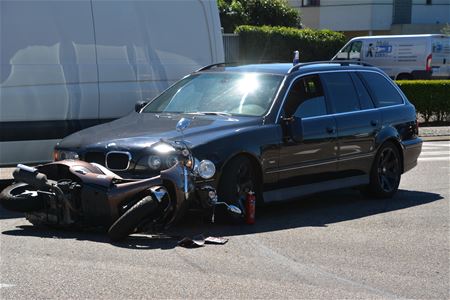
<box><xmin>0</xmin><ymin>183</ymin><xmax>47</xmax><ymax>212</ymax></box>
<box><xmin>108</xmin><ymin>195</ymin><xmax>159</xmax><ymax>242</ymax></box>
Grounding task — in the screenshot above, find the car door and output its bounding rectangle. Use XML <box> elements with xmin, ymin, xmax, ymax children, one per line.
<box><xmin>276</xmin><ymin>74</ymin><xmax>338</xmax><ymax>190</ymax></box>
<box><xmin>320</xmin><ymin>71</ymin><xmax>381</xmax><ymax>177</ymax></box>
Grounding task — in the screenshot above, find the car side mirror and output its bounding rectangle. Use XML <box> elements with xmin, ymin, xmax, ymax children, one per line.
<box><xmin>135</xmin><ymin>100</ymin><xmax>148</xmax><ymax>112</ymax></box>
<box><xmin>290</xmin><ymin>116</ymin><xmax>303</xmax><ymax>143</ymax></box>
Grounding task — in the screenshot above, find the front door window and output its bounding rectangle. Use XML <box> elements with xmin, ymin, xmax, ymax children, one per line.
<box><xmin>284</xmin><ymin>75</ymin><xmax>327</xmax><ymax>118</ymax></box>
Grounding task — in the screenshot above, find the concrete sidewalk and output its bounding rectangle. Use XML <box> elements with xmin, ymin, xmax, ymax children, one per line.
<box><xmin>419</xmin><ymin>126</ymin><xmax>450</xmax><ymax>141</ymax></box>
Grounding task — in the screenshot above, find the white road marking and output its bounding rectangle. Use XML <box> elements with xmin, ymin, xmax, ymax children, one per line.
<box><xmin>420</xmin><ymin>151</ymin><xmax>450</xmax><ymax>156</ymax></box>
<box><xmin>423</xmin><ymin>143</ymin><xmax>450</xmax><ymax>148</ymax></box>
<box><xmin>419</xmin><ymin>142</ymin><xmax>450</xmax><ymax>162</ymax></box>
<box><xmin>418</xmin><ymin>157</ymin><xmax>450</xmax><ymax>161</ymax></box>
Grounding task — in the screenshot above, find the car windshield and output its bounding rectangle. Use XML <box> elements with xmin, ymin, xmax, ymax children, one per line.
<box><xmin>142</xmin><ymin>73</ymin><xmax>283</xmax><ymax>116</ymax></box>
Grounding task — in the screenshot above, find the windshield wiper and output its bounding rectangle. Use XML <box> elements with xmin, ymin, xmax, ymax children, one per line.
<box><xmin>186</xmin><ymin>112</ymin><xmax>232</xmax><ymax>117</ymax></box>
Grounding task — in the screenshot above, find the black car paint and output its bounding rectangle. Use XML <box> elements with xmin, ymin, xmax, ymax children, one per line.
<box><xmin>55</xmin><ymin>63</ymin><xmax>422</xmax><ymax>203</ymax></box>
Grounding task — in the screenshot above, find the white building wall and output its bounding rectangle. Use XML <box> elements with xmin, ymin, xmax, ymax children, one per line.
<box><xmin>290</xmin><ymin>0</ymin><xmax>449</xmax><ymax>34</ymax></box>
<box><xmin>290</xmin><ymin>0</ymin><xmax>394</xmax><ymax>31</ymax></box>
<box><xmin>411</xmin><ymin>0</ymin><xmax>450</xmax><ymax>24</ymax></box>
<box><xmin>320</xmin><ymin>2</ymin><xmax>393</xmax><ymax>31</ymax></box>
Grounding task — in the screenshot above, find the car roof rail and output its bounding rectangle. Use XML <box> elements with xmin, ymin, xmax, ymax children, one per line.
<box><xmin>195</xmin><ymin>62</ymin><xmax>227</xmax><ymax>72</ymax></box>
<box><xmin>288</xmin><ymin>60</ymin><xmax>374</xmax><ymax>74</ymax></box>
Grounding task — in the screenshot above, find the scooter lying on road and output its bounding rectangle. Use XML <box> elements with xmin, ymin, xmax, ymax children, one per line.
<box><xmin>0</xmin><ymin>118</ymin><xmax>243</xmax><ymax>241</ymax></box>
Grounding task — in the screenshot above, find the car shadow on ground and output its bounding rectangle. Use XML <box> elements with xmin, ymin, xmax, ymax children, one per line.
<box><xmin>1</xmin><ymin>188</ymin><xmax>443</xmax><ymax>250</ymax></box>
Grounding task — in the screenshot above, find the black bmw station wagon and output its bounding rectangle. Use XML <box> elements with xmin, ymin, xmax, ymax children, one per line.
<box><xmin>54</xmin><ymin>61</ymin><xmax>422</xmax><ymax>207</ymax></box>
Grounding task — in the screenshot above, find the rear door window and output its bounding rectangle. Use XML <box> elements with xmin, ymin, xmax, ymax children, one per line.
<box><xmin>321</xmin><ymin>72</ymin><xmax>360</xmax><ymax>113</ymax></box>
<box><xmin>350</xmin><ymin>73</ymin><xmax>374</xmax><ymax>109</ymax></box>
<box><xmin>358</xmin><ymin>72</ymin><xmax>403</xmax><ymax>107</ymax></box>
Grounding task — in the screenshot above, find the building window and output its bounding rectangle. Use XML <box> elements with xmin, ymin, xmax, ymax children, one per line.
<box><xmin>302</xmin><ymin>0</ymin><xmax>320</xmax><ymax>7</ymax></box>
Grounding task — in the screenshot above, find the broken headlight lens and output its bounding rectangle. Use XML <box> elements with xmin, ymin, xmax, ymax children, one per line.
<box><xmin>197</xmin><ymin>160</ymin><xmax>215</xmax><ymax>179</ymax></box>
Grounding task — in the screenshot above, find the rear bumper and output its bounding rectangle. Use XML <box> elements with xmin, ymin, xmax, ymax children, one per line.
<box><xmin>402</xmin><ymin>137</ymin><xmax>423</xmax><ymax>173</ymax></box>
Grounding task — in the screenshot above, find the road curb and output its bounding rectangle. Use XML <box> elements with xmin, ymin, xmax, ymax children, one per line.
<box><xmin>419</xmin><ymin>136</ymin><xmax>450</xmax><ymax>142</ymax></box>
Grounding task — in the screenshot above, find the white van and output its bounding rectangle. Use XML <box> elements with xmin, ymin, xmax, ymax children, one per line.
<box><xmin>0</xmin><ymin>0</ymin><xmax>224</xmax><ymax>166</ymax></box>
<box><xmin>332</xmin><ymin>34</ymin><xmax>450</xmax><ymax>80</ymax></box>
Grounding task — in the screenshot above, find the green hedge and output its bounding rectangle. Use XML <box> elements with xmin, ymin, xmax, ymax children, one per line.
<box><xmin>396</xmin><ymin>80</ymin><xmax>450</xmax><ymax>123</ymax></box>
<box><xmin>235</xmin><ymin>25</ymin><xmax>346</xmax><ymax>62</ymax></box>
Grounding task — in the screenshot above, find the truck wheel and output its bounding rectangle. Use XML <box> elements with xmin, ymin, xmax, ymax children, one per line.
<box><xmin>108</xmin><ymin>195</ymin><xmax>159</xmax><ymax>242</ymax></box>
<box><xmin>396</xmin><ymin>73</ymin><xmax>413</xmax><ymax>80</ymax></box>
<box><xmin>0</xmin><ymin>183</ymin><xmax>47</xmax><ymax>212</ymax></box>
<box><xmin>365</xmin><ymin>142</ymin><xmax>401</xmax><ymax>198</ymax></box>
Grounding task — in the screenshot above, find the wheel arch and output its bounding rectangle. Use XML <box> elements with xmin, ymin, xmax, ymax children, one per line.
<box><xmin>217</xmin><ymin>151</ymin><xmax>264</xmax><ymax>188</ymax></box>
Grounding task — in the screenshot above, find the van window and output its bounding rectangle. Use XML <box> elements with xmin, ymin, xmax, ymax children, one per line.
<box><xmin>349</xmin><ymin>41</ymin><xmax>362</xmax><ymax>60</ymax></box>
<box><xmin>350</xmin><ymin>73</ymin><xmax>374</xmax><ymax>109</ymax></box>
<box><xmin>336</xmin><ymin>41</ymin><xmax>362</xmax><ymax>60</ymax></box>
<box><xmin>321</xmin><ymin>72</ymin><xmax>360</xmax><ymax>113</ymax></box>
<box><xmin>358</xmin><ymin>72</ymin><xmax>403</xmax><ymax>107</ymax></box>
<box><xmin>335</xmin><ymin>43</ymin><xmax>352</xmax><ymax>60</ymax></box>
<box><xmin>284</xmin><ymin>75</ymin><xmax>327</xmax><ymax>118</ymax></box>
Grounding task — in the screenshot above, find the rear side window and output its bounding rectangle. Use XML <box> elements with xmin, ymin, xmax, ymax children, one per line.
<box><xmin>321</xmin><ymin>72</ymin><xmax>360</xmax><ymax>113</ymax></box>
<box><xmin>358</xmin><ymin>72</ymin><xmax>403</xmax><ymax>107</ymax></box>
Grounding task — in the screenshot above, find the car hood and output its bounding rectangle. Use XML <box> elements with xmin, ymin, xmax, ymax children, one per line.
<box><xmin>57</xmin><ymin>112</ymin><xmax>262</xmax><ymax>151</ymax></box>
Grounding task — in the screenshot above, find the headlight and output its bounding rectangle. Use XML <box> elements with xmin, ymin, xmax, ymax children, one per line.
<box><xmin>148</xmin><ymin>155</ymin><xmax>162</xmax><ymax>170</ymax></box>
<box><xmin>197</xmin><ymin>160</ymin><xmax>216</xmax><ymax>179</ymax></box>
<box><xmin>166</xmin><ymin>155</ymin><xmax>179</xmax><ymax>168</ymax></box>
<box><xmin>53</xmin><ymin>150</ymin><xmax>79</xmax><ymax>161</ymax></box>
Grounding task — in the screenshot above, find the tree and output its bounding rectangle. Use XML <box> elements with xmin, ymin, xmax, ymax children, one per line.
<box><xmin>219</xmin><ymin>0</ymin><xmax>301</xmax><ymax>33</ymax></box>
<box><xmin>441</xmin><ymin>23</ymin><xmax>450</xmax><ymax>36</ymax></box>
<box><xmin>218</xmin><ymin>0</ymin><xmax>248</xmax><ymax>33</ymax></box>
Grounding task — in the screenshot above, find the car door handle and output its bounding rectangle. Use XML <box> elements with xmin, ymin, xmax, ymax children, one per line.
<box><xmin>370</xmin><ymin>120</ymin><xmax>379</xmax><ymax>126</ymax></box>
<box><xmin>326</xmin><ymin>126</ymin><xmax>336</xmax><ymax>134</ymax></box>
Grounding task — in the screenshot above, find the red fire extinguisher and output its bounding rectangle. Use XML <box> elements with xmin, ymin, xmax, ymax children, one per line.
<box><xmin>245</xmin><ymin>191</ymin><xmax>256</xmax><ymax>224</ymax></box>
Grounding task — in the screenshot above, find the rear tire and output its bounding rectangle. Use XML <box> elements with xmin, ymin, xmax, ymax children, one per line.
<box><xmin>108</xmin><ymin>195</ymin><xmax>159</xmax><ymax>242</ymax></box>
<box><xmin>365</xmin><ymin>142</ymin><xmax>401</xmax><ymax>198</ymax></box>
<box><xmin>0</xmin><ymin>183</ymin><xmax>47</xmax><ymax>212</ymax></box>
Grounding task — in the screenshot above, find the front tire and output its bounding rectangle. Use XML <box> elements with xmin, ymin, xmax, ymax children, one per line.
<box><xmin>366</xmin><ymin>142</ymin><xmax>401</xmax><ymax>198</ymax></box>
<box><xmin>0</xmin><ymin>183</ymin><xmax>47</xmax><ymax>212</ymax></box>
<box><xmin>217</xmin><ymin>156</ymin><xmax>260</xmax><ymax>221</ymax></box>
<box><xmin>108</xmin><ymin>195</ymin><xmax>159</xmax><ymax>242</ymax></box>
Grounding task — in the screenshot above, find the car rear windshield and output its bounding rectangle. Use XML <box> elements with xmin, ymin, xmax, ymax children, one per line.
<box><xmin>142</xmin><ymin>73</ymin><xmax>283</xmax><ymax>116</ymax></box>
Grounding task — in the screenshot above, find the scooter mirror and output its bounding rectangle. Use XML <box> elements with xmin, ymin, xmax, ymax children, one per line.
<box><xmin>227</xmin><ymin>205</ymin><xmax>242</xmax><ymax>216</ymax></box>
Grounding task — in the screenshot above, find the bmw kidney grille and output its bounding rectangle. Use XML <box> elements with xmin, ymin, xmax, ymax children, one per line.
<box><xmin>106</xmin><ymin>151</ymin><xmax>131</xmax><ymax>171</ymax></box>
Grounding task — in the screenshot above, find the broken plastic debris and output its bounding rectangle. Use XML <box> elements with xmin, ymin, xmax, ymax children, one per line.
<box><xmin>177</xmin><ymin>234</ymin><xmax>228</xmax><ymax>248</ymax></box>
<box><xmin>205</xmin><ymin>236</ymin><xmax>228</xmax><ymax>245</ymax></box>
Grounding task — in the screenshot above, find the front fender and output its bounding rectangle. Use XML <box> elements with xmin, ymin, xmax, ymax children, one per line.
<box><xmin>160</xmin><ymin>164</ymin><xmax>190</xmax><ymax>227</ymax></box>
<box><xmin>192</xmin><ymin>124</ymin><xmax>281</xmax><ymax>187</ymax></box>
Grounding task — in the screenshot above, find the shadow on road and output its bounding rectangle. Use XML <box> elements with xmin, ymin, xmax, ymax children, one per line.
<box><xmin>1</xmin><ymin>188</ymin><xmax>443</xmax><ymax>250</ymax></box>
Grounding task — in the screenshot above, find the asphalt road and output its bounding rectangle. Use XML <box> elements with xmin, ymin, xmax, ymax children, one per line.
<box><xmin>1</xmin><ymin>141</ymin><xmax>449</xmax><ymax>299</ymax></box>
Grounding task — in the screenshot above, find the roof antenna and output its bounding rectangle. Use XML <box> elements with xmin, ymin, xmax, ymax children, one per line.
<box><xmin>293</xmin><ymin>50</ymin><xmax>300</xmax><ymax>65</ymax></box>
